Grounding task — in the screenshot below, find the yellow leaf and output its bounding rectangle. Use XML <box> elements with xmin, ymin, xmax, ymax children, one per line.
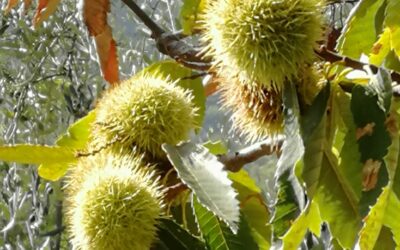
<box><xmin>0</xmin><ymin>144</ymin><xmax>75</xmax><ymax>165</ymax></box>
<box><xmin>390</xmin><ymin>27</ymin><xmax>400</xmax><ymax>59</ymax></box>
<box><xmin>369</xmin><ymin>28</ymin><xmax>391</xmax><ymax>66</ymax></box>
<box><xmin>282</xmin><ymin>201</ymin><xmax>322</xmax><ymax>250</ymax></box>
<box><xmin>38</xmin><ymin>162</ymin><xmax>72</xmax><ymax>181</ymax></box>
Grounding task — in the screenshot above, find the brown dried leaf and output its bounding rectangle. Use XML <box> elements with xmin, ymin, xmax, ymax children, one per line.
<box><xmin>33</xmin><ymin>0</ymin><xmax>61</xmax><ymax>28</ymax></box>
<box><xmin>83</xmin><ymin>0</ymin><xmax>110</xmax><ymax>36</ymax></box>
<box><xmin>4</xmin><ymin>0</ymin><xmax>18</xmax><ymax>14</ymax></box>
<box><xmin>23</xmin><ymin>0</ymin><xmax>32</xmax><ymax>12</ymax></box>
<box><xmin>94</xmin><ymin>25</ymin><xmax>119</xmax><ymax>85</ymax></box>
<box><xmin>362</xmin><ymin>159</ymin><xmax>381</xmax><ymax>191</ymax></box>
<box><xmin>355</xmin><ymin>122</ymin><xmax>375</xmax><ymax>140</ymax></box>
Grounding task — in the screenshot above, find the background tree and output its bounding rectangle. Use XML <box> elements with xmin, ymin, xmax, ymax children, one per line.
<box><xmin>1</xmin><ymin>0</ymin><xmax>400</xmax><ymax>249</ymax></box>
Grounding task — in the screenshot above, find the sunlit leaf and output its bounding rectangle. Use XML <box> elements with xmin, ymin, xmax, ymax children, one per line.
<box><xmin>192</xmin><ymin>195</ymin><xmax>257</xmax><ymax>250</ymax></box>
<box><xmin>369</xmin><ymin>28</ymin><xmax>391</xmax><ymax>66</ymax></box>
<box><xmin>0</xmin><ymin>144</ymin><xmax>75</xmax><ymax>165</ymax></box>
<box><xmin>229</xmin><ymin>170</ymin><xmax>271</xmax><ymax>249</ymax></box>
<box><xmin>358</xmin><ymin>187</ymin><xmax>390</xmax><ymax>250</ymax></box>
<box><xmin>163</xmin><ymin>142</ymin><xmax>240</xmax><ymax>233</ymax></box>
<box><xmin>315</xmin><ymin>152</ymin><xmax>360</xmax><ymax>249</ymax></box>
<box><xmin>337</xmin><ymin>0</ymin><xmax>386</xmax><ymax>59</ymax></box>
<box><xmin>385</xmin><ymin>0</ymin><xmax>400</xmax><ymax>58</ymax></box>
<box><xmin>383</xmin><ymin>191</ymin><xmax>400</xmax><ymax>247</ymax></box>
<box><xmin>281</xmin><ymin>201</ymin><xmax>322</xmax><ymax>250</ymax></box>
<box><xmin>38</xmin><ymin>162</ymin><xmax>70</xmax><ymax>182</ymax></box>
<box><xmin>55</xmin><ymin>111</ymin><xmax>95</xmax><ymax>149</ymax></box>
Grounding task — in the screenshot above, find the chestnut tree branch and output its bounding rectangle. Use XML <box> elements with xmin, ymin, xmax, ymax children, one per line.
<box><xmin>218</xmin><ymin>138</ymin><xmax>283</xmax><ymax>172</ymax></box>
<box><xmin>121</xmin><ymin>0</ymin><xmax>212</xmax><ymax>71</ymax></box>
<box><xmin>315</xmin><ymin>46</ymin><xmax>400</xmax><ymax>83</ymax></box>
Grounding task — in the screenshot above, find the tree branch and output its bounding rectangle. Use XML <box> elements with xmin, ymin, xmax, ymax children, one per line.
<box><xmin>121</xmin><ymin>0</ymin><xmax>212</xmax><ymax>71</ymax></box>
<box><xmin>315</xmin><ymin>46</ymin><xmax>400</xmax><ymax>83</ymax></box>
<box><xmin>219</xmin><ymin>138</ymin><xmax>283</xmax><ymax>172</ymax></box>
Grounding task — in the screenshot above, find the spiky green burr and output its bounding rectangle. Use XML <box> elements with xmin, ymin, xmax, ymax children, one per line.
<box><xmin>65</xmin><ymin>153</ymin><xmax>164</xmax><ymax>250</ymax></box>
<box><xmin>202</xmin><ymin>0</ymin><xmax>324</xmax><ymax>90</ymax></box>
<box><xmin>91</xmin><ymin>75</ymin><xmax>198</xmax><ymax>158</ymax></box>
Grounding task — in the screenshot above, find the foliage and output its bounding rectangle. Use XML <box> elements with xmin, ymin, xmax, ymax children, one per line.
<box><xmin>1</xmin><ymin>0</ymin><xmax>400</xmax><ymax>249</ymax></box>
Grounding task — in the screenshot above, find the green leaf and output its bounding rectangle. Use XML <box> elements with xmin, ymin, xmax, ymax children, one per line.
<box><xmin>385</xmin><ymin>0</ymin><xmax>400</xmax><ymax>58</ymax></box>
<box><xmin>300</xmin><ymin>82</ymin><xmax>330</xmax><ymax>144</ymax></box>
<box><xmin>0</xmin><ymin>144</ymin><xmax>75</xmax><ymax>165</ymax></box>
<box><xmin>301</xmin><ymin>113</ymin><xmax>327</xmax><ymax>198</ymax></box>
<box><xmin>277</xmin><ymin>81</ymin><xmax>303</xmax><ymax>178</ymax></box>
<box><xmin>281</xmin><ymin>201</ymin><xmax>322</xmax><ymax>250</ymax></box>
<box><xmin>358</xmin><ymin>187</ymin><xmax>390</xmax><ymax>250</ymax></box>
<box><xmin>192</xmin><ymin>196</ymin><xmax>257</xmax><ymax>250</ymax></box>
<box><xmin>203</xmin><ymin>140</ymin><xmax>228</xmax><ymax>155</ymax></box>
<box><xmin>351</xmin><ymin>84</ymin><xmax>391</xmax><ymax>216</ymax></box>
<box><xmin>315</xmin><ymin>152</ymin><xmax>360</xmax><ymax>249</ymax></box>
<box><xmin>163</xmin><ymin>142</ymin><xmax>240</xmax><ymax>233</ymax></box>
<box><xmin>137</xmin><ymin>60</ymin><xmax>206</xmax><ymax>127</ymax></box>
<box><xmin>229</xmin><ymin>170</ymin><xmax>271</xmax><ymax>249</ymax></box>
<box><xmin>358</xmin><ymin>100</ymin><xmax>400</xmax><ymax>249</ymax></box>
<box><xmin>271</xmin><ymin>170</ymin><xmax>301</xmax><ymax>238</ymax></box>
<box><xmin>55</xmin><ymin>111</ymin><xmax>95</xmax><ymax>149</ymax></box>
<box><xmin>333</xmin><ymin>85</ymin><xmax>362</xmax><ymax>199</ymax></box>
<box><xmin>373</xmin><ymin>226</ymin><xmax>396</xmax><ymax>250</ymax></box>
<box><xmin>179</xmin><ymin>0</ymin><xmax>205</xmax><ymax>35</ymax></box>
<box><xmin>155</xmin><ymin>218</ymin><xmax>205</xmax><ymax>250</ymax></box>
<box><xmin>385</xmin><ymin>50</ymin><xmax>400</xmax><ymax>72</ymax></box>
<box><xmin>337</xmin><ymin>0</ymin><xmax>386</xmax><ymax>59</ymax></box>
<box><xmin>383</xmin><ymin>191</ymin><xmax>400</xmax><ymax>247</ymax></box>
